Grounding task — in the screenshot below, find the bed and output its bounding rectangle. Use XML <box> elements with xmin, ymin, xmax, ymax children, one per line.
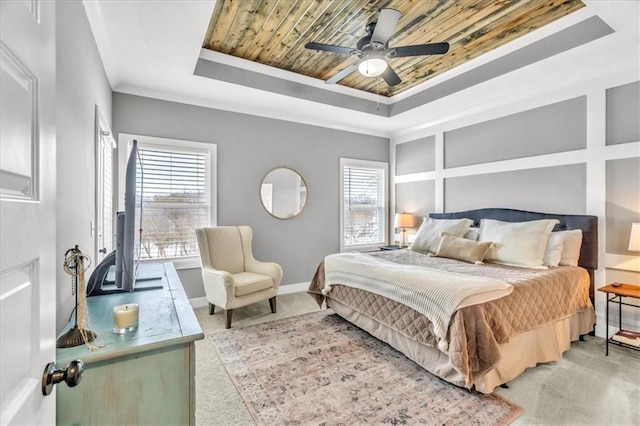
<box><xmin>308</xmin><ymin>208</ymin><xmax>597</xmax><ymax>394</ymax></box>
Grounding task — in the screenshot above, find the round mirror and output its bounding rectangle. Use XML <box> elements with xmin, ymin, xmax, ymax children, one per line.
<box><xmin>260</xmin><ymin>167</ymin><xmax>308</xmax><ymax>219</ymax></box>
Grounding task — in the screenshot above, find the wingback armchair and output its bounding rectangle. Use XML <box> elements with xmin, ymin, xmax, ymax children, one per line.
<box><xmin>195</xmin><ymin>226</ymin><xmax>282</xmax><ymax>328</ymax></box>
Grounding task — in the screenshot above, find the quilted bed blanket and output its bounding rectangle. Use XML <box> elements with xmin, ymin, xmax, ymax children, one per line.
<box><xmin>323</xmin><ymin>252</ymin><xmax>513</xmax><ymax>351</ymax></box>
<box><xmin>308</xmin><ymin>250</ymin><xmax>594</xmax><ymax>387</ymax></box>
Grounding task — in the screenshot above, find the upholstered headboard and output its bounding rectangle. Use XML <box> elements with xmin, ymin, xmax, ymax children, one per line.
<box><xmin>430</xmin><ymin>208</ymin><xmax>598</xmax><ymax>303</ymax></box>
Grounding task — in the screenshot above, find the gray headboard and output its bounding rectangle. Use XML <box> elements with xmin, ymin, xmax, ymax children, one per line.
<box><xmin>429</xmin><ymin>208</ymin><xmax>598</xmax><ymax>270</ymax></box>
<box><xmin>430</xmin><ymin>208</ymin><xmax>598</xmax><ymax>303</ymax></box>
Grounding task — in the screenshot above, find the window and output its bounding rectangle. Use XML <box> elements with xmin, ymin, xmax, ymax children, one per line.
<box><xmin>340</xmin><ymin>158</ymin><xmax>388</xmax><ymax>251</ymax></box>
<box><xmin>118</xmin><ymin>134</ymin><xmax>217</xmax><ymax>269</ymax></box>
<box><xmin>95</xmin><ymin>111</ymin><xmax>116</xmax><ymax>263</ymax></box>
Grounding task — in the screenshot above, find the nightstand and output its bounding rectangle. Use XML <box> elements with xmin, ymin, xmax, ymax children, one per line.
<box><xmin>379</xmin><ymin>245</ymin><xmax>402</xmax><ymax>251</ymax></box>
<box><xmin>598</xmin><ymin>283</ymin><xmax>640</xmax><ymax>355</ymax></box>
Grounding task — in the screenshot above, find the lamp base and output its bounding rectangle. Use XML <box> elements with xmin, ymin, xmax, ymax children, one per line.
<box><xmin>56</xmin><ymin>325</ymin><xmax>97</xmax><ymax>348</ymax></box>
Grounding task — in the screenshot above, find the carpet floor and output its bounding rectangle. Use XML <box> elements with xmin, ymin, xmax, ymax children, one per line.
<box><xmin>211</xmin><ymin>310</ymin><xmax>523</xmax><ymax>425</ymax></box>
<box><xmin>194</xmin><ymin>292</ymin><xmax>640</xmax><ymax>425</ymax></box>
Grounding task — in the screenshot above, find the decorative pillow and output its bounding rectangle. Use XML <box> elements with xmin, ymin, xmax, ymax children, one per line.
<box><xmin>411</xmin><ymin>218</ymin><xmax>474</xmax><ymax>254</ymax></box>
<box><xmin>464</xmin><ymin>227</ymin><xmax>480</xmax><ymax>241</ymax></box>
<box><xmin>557</xmin><ymin>229</ymin><xmax>583</xmax><ymax>266</ymax></box>
<box><xmin>433</xmin><ymin>233</ymin><xmax>493</xmax><ymax>264</ymax></box>
<box><xmin>479</xmin><ymin>219</ymin><xmax>559</xmax><ymax>268</ymax></box>
<box><xmin>543</xmin><ymin>232</ymin><xmax>565</xmax><ymax>267</ymax></box>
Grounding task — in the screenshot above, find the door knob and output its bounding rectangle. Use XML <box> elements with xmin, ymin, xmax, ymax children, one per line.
<box><xmin>41</xmin><ymin>359</ymin><xmax>84</xmax><ymax>396</ymax></box>
<box><xmin>98</xmin><ymin>247</ymin><xmax>107</xmax><ymax>254</ymax></box>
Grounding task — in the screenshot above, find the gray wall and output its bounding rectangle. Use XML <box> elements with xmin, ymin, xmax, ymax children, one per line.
<box><xmin>56</xmin><ymin>2</ymin><xmax>113</xmax><ymax>332</ymax></box>
<box><xmin>606</xmin><ymin>157</ymin><xmax>640</xmax><ymax>254</ymax></box>
<box><xmin>444</xmin><ymin>97</ymin><xmax>586</xmax><ymax>168</ymax></box>
<box><xmin>606</xmin><ymin>81</ymin><xmax>640</xmax><ymax>145</ymax></box>
<box><xmin>112</xmin><ymin>93</ymin><xmax>389</xmax><ymax>298</ymax></box>
<box><xmin>396</xmin><ymin>136</ymin><xmax>435</xmax><ymax>175</ymax></box>
<box><xmin>445</xmin><ymin>164</ymin><xmax>586</xmax><ymax>214</ymax></box>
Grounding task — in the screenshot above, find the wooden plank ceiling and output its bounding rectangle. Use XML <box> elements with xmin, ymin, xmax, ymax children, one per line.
<box><xmin>202</xmin><ymin>0</ymin><xmax>584</xmax><ymax>97</ymax></box>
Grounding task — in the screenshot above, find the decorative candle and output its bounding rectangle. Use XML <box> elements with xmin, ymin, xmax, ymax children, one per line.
<box><xmin>113</xmin><ymin>303</ymin><xmax>139</xmax><ymax>334</ymax></box>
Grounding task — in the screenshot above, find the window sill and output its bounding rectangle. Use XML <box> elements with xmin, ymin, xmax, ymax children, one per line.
<box><xmin>139</xmin><ymin>256</ymin><xmax>201</xmax><ymax>271</ymax></box>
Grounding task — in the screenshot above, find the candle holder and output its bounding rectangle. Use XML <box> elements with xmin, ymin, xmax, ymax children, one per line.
<box><xmin>113</xmin><ymin>303</ymin><xmax>139</xmax><ymax>334</ymax></box>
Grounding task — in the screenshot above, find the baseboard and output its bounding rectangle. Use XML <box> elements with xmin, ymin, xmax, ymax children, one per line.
<box><xmin>278</xmin><ymin>282</ymin><xmax>309</xmax><ymax>295</ymax></box>
<box><xmin>190</xmin><ymin>296</ymin><xmax>208</xmax><ymax>309</ymax></box>
<box><xmin>189</xmin><ymin>282</ymin><xmax>309</xmax><ymax>308</ymax></box>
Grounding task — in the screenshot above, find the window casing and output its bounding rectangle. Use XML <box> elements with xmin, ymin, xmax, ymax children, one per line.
<box><xmin>340</xmin><ymin>158</ymin><xmax>389</xmax><ymax>252</ymax></box>
<box><xmin>118</xmin><ymin>134</ymin><xmax>217</xmax><ymax>269</ymax></box>
<box><xmin>95</xmin><ymin>120</ymin><xmax>116</xmax><ymax>263</ymax></box>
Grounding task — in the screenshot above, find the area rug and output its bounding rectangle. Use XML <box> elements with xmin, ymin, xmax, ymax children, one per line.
<box><xmin>212</xmin><ymin>310</ymin><xmax>523</xmax><ymax>425</ymax></box>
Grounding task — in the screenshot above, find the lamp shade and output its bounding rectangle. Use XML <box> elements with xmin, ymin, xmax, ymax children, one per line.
<box><xmin>629</xmin><ymin>223</ymin><xmax>640</xmax><ymax>252</ymax></box>
<box><xmin>394</xmin><ymin>213</ymin><xmax>415</xmax><ymax>228</ymax></box>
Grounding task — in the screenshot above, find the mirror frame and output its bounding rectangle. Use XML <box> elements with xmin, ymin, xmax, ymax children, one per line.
<box><xmin>259</xmin><ymin>166</ymin><xmax>308</xmax><ymax>220</ymax></box>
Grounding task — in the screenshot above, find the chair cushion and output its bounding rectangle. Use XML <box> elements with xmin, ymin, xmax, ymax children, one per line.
<box><xmin>233</xmin><ymin>272</ymin><xmax>274</xmax><ymax>297</ymax></box>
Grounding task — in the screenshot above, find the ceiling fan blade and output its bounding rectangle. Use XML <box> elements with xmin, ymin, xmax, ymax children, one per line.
<box><xmin>325</xmin><ymin>63</ymin><xmax>359</xmax><ymax>84</ymax></box>
<box><xmin>388</xmin><ymin>42</ymin><xmax>450</xmax><ymax>58</ymax></box>
<box><xmin>371</xmin><ymin>9</ymin><xmax>401</xmax><ymax>46</ymax></box>
<box><xmin>305</xmin><ymin>42</ymin><xmax>355</xmax><ymax>56</ymax></box>
<box><xmin>382</xmin><ymin>65</ymin><xmax>401</xmax><ymax>86</ymax></box>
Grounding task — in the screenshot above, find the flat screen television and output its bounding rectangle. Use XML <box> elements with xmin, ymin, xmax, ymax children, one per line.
<box><xmin>87</xmin><ymin>139</ymin><xmax>162</xmax><ymax>296</ymax></box>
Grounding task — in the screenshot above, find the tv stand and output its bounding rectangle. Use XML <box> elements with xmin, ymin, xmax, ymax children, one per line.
<box><xmin>57</xmin><ymin>262</ymin><xmax>203</xmax><ymax>425</ymax></box>
<box><xmin>93</xmin><ymin>263</ymin><xmax>165</xmax><ymax>294</ymax></box>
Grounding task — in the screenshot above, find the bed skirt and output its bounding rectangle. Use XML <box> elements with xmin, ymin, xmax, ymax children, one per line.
<box><xmin>327</xmin><ymin>297</ymin><xmax>595</xmax><ymax>394</ymax></box>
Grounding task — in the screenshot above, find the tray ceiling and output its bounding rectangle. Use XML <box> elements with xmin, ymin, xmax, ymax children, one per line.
<box><xmin>202</xmin><ymin>0</ymin><xmax>585</xmax><ymax>97</ymax></box>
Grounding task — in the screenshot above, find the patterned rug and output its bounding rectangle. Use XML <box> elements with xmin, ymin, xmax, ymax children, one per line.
<box><xmin>212</xmin><ymin>310</ymin><xmax>523</xmax><ymax>426</ymax></box>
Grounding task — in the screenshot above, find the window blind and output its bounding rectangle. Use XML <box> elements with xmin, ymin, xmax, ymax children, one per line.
<box><xmin>137</xmin><ymin>145</ymin><xmax>210</xmax><ymax>259</ymax></box>
<box><xmin>343</xmin><ymin>164</ymin><xmax>386</xmax><ymax>247</ymax></box>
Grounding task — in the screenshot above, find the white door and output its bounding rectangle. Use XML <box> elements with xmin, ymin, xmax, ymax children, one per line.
<box><xmin>1</xmin><ymin>1</ymin><xmax>57</xmax><ymax>425</ymax></box>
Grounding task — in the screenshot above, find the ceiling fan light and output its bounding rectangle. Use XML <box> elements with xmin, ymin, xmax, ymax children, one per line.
<box><xmin>358</xmin><ymin>58</ymin><xmax>387</xmax><ymax>77</ymax></box>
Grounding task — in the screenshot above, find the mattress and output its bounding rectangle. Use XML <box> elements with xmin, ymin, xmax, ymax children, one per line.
<box><xmin>308</xmin><ymin>250</ymin><xmax>595</xmax><ymax>392</ymax></box>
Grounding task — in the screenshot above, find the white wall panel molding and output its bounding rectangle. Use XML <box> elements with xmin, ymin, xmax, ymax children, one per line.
<box><xmin>605</xmin><ymin>254</ymin><xmax>640</xmax><ymax>273</ymax></box>
<box><xmin>604</xmin><ymin>141</ymin><xmax>640</xmax><ymax>159</ymax></box>
<box><xmin>434</xmin><ymin>132</ymin><xmax>445</xmax><ymax>213</ymax></box>
<box><xmin>585</xmin><ymin>88</ymin><xmax>608</xmax><ymax>337</ymax></box>
<box><xmin>442</xmin><ymin>150</ymin><xmax>588</xmax><ymax>179</ymax></box>
<box><xmin>394</xmin><ymin>171</ymin><xmax>437</xmax><ymax>184</ymax></box>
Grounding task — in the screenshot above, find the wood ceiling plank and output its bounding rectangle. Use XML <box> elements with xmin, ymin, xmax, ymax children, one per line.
<box><xmin>262</xmin><ymin>0</ymin><xmax>332</xmax><ymax>66</ymax></box>
<box><xmin>276</xmin><ymin>0</ymin><xmax>353</xmax><ymax>69</ymax></box>
<box><xmin>204</xmin><ymin>0</ymin><xmax>244</xmax><ymax>50</ymax></box>
<box><xmin>219</xmin><ymin>0</ymin><xmax>265</xmax><ymax>54</ymax></box>
<box><xmin>232</xmin><ymin>0</ymin><xmax>279</xmax><ymax>58</ymax></box>
<box><xmin>201</xmin><ymin>0</ymin><xmax>226</xmax><ymax>49</ymax></box>
<box><xmin>245</xmin><ymin>0</ymin><xmax>300</xmax><ymax>61</ymax></box>
<box><xmin>254</xmin><ymin>0</ymin><xmax>314</xmax><ymax>63</ymax></box>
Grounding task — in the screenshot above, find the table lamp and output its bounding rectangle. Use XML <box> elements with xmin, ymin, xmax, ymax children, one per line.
<box><xmin>395</xmin><ymin>213</ymin><xmax>416</xmax><ymax>248</ymax></box>
<box><xmin>629</xmin><ymin>223</ymin><xmax>640</xmax><ymax>252</ymax></box>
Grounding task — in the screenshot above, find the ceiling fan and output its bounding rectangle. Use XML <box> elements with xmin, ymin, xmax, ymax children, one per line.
<box><xmin>305</xmin><ymin>8</ymin><xmax>449</xmax><ymax>87</ymax></box>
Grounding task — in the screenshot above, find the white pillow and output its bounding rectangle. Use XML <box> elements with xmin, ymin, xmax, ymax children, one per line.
<box><xmin>557</xmin><ymin>229</ymin><xmax>583</xmax><ymax>266</ymax></box>
<box><xmin>479</xmin><ymin>219</ymin><xmax>559</xmax><ymax>268</ymax></box>
<box><xmin>464</xmin><ymin>227</ymin><xmax>480</xmax><ymax>241</ymax></box>
<box><xmin>411</xmin><ymin>218</ymin><xmax>474</xmax><ymax>254</ymax></box>
<box><xmin>543</xmin><ymin>232</ymin><xmax>564</xmax><ymax>267</ymax></box>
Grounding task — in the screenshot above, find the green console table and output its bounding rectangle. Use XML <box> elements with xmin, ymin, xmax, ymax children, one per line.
<box><xmin>56</xmin><ymin>263</ymin><xmax>204</xmax><ymax>425</ymax></box>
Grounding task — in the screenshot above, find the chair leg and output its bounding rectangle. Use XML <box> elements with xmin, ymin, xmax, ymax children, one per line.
<box><xmin>209</xmin><ymin>303</ymin><xmax>215</xmax><ymax>315</ymax></box>
<box><xmin>225</xmin><ymin>309</ymin><xmax>233</xmax><ymax>329</ymax></box>
<box><xmin>269</xmin><ymin>296</ymin><xmax>277</xmax><ymax>314</ymax></box>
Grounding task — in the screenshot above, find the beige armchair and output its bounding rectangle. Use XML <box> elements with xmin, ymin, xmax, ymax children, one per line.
<box><xmin>195</xmin><ymin>226</ymin><xmax>282</xmax><ymax>328</ymax></box>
